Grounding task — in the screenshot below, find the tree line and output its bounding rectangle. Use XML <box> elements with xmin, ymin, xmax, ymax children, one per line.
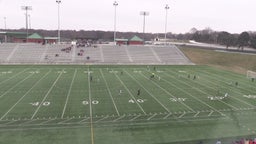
<box><xmin>1</xmin><ymin>28</ymin><xmax>256</xmax><ymax>49</ymax></box>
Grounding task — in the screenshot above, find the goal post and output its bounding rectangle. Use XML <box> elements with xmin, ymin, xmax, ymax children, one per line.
<box><xmin>247</xmin><ymin>70</ymin><xmax>256</xmax><ymax>79</ymax></box>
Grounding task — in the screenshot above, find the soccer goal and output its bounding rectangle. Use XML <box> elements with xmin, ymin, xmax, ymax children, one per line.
<box><xmin>247</xmin><ymin>70</ymin><xmax>256</xmax><ymax>79</ymax></box>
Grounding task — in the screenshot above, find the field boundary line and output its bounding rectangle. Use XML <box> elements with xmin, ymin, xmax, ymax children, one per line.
<box><xmin>0</xmin><ymin>73</ymin><xmax>34</xmax><ymax>99</ymax></box>
<box><xmin>0</xmin><ymin>68</ymin><xmax>29</xmax><ymax>86</ymax></box>
<box><xmin>0</xmin><ymin>70</ymin><xmax>51</xmax><ymax>120</ymax></box>
<box><xmin>100</xmin><ymin>69</ymin><xmax>120</xmax><ymax>116</ymax></box>
<box><xmin>124</xmin><ymin>69</ymin><xmax>171</xmax><ymax>113</ymax></box>
<box><xmin>139</xmin><ymin>72</ymin><xmax>195</xmax><ymax>112</ymax></box>
<box><xmin>164</xmin><ymin>70</ymin><xmax>226</xmax><ymax>116</ymax></box>
<box><xmin>31</xmin><ymin>71</ymin><xmax>63</xmax><ymax>119</ymax></box>
<box><xmin>114</xmin><ymin>72</ymin><xmax>147</xmax><ymax>115</ymax></box>
<box><xmin>61</xmin><ymin>69</ymin><xmax>77</xmax><ymax>118</ymax></box>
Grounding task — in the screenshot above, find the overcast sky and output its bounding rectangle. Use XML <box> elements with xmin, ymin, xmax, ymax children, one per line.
<box><xmin>0</xmin><ymin>0</ymin><xmax>256</xmax><ymax>34</ymax></box>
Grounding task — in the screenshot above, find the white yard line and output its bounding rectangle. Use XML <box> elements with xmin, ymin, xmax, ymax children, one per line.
<box><xmin>208</xmin><ymin>111</ymin><xmax>214</xmax><ymax>116</ymax></box>
<box><xmin>31</xmin><ymin>72</ymin><xmax>63</xmax><ymax>119</ymax></box>
<box><xmin>124</xmin><ymin>69</ymin><xmax>171</xmax><ymax>113</ymax></box>
<box><xmin>39</xmin><ymin>118</ymin><xmax>56</xmax><ymax>125</ymax></box>
<box><xmin>139</xmin><ymin>72</ymin><xmax>195</xmax><ymax>112</ymax></box>
<box><xmin>78</xmin><ymin>117</ymin><xmax>90</xmax><ymax>124</ymax></box>
<box><xmin>58</xmin><ymin>118</ymin><xmax>73</xmax><ymax>124</ymax></box>
<box><xmin>0</xmin><ymin>70</ymin><xmax>51</xmax><ymax>120</ymax></box>
<box><xmin>100</xmin><ymin>69</ymin><xmax>120</xmax><ymax>116</ymax></box>
<box><xmin>114</xmin><ymin>73</ymin><xmax>147</xmax><ymax>115</ymax></box>
<box><xmin>88</xmin><ymin>67</ymin><xmax>95</xmax><ymax>144</ymax></box>
<box><xmin>21</xmin><ymin>119</ymin><xmax>38</xmax><ymax>125</ymax></box>
<box><xmin>0</xmin><ymin>73</ymin><xmax>34</xmax><ymax>99</ymax></box>
<box><xmin>61</xmin><ymin>69</ymin><xmax>77</xmax><ymax>118</ymax></box>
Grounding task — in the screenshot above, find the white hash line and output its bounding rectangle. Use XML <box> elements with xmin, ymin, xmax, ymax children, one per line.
<box><xmin>113</xmin><ymin>115</ymin><xmax>126</xmax><ymax>122</ymax></box>
<box><xmin>95</xmin><ymin>116</ymin><xmax>109</xmax><ymax>123</ymax></box>
<box><xmin>130</xmin><ymin>114</ymin><xmax>141</xmax><ymax>121</ymax></box>
<box><xmin>140</xmin><ymin>72</ymin><xmax>195</xmax><ymax>112</ymax></box>
<box><xmin>0</xmin><ymin>70</ymin><xmax>51</xmax><ymax>120</ymax></box>
<box><xmin>78</xmin><ymin>117</ymin><xmax>90</xmax><ymax>124</ymax></box>
<box><xmin>100</xmin><ymin>69</ymin><xmax>120</xmax><ymax>116</ymax></box>
<box><xmin>193</xmin><ymin>111</ymin><xmax>200</xmax><ymax>117</ymax></box>
<box><xmin>31</xmin><ymin>71</ymin><xmax>63</xmax><ymax>119</ymax></box>
<box><xmin>124</xmin><ymin>69</ymin><xmax>171</xmax><ymax>113</ymax></box>
<box><xmin>61</xmin><ymin>69</ymin><xmax>77</xmax><ymax>118</ymax></box>
<box><xmin>114</xmin><ymin>72</ymin><xmax>146</xmax><ymax>115</ymax></box>
<box><xmin>163</xmin><ymin>113</ymin><xmax>172</xmax><ymax>119</ymax></box>
<box><xmin>164</xmin><ymin>70</ymin><xmax>226</xmax><ymax>116</ymax></box>
<box><xmin>58</xmin><ymin>118</ymin><xmax>73</xmax><ymax>124</ymax></box>
<box><xmin>208</xmin><ymin>111</ymin><xmax>214</xmax><ymax>116</ymax></box>
<box><xmin>178</xmin><ymin>112</ymin><xmax>186</xmax><ymax>118</ymax></box>
<box><xmin>0</xmin><ymin>73</ymin><xmax>34</xmax><ymax>99</ymax></box>
<box><xmin>147</xmin><ymin>113</ymin><xmax>157</xmax><ymax>120</ymax></box>
<box><xmin>0</xmin><ymin>68</ymin><xmax>29</xmax><ymax>86</ymax></box>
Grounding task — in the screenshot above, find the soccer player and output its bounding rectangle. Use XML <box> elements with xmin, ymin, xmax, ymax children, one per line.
<box><xmin>235</xmin><ymin>82</ymin><xmax>238</xmax><ymax>86</ymax></box>
<box><xmin>193</xmin><ymin>75</ymin><xmax>196</xmax><ymax>80</ymax></box>
<box><xmin>137</xmin><ymin>89</ymin><xmax>141</xmax><ymax>96</ymax></box>
<box><xmin>90</xmin><ymin>75</ymin><xmax>93</xmax><ymax>82</ymax></box>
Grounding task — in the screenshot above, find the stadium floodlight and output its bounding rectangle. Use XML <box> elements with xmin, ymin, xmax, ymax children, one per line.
<box><xmin>56</xmin><ymin>0</ymin><xmax>61</xmax><ymax>44</ymax></box>
<box><xmin>164</xmin><ymin>4</ymin><xmax>170</xmax><ymax>45</ymax></box>
<box><xmin>140</xmin><ymin>11</ymin><xmax>149</xmax><ymax>34</ymax></box>
<box><xmin>113</xmin><ymin>1</ymin><xmax>118</xmax><ymax>43</ymax></box>
<box><xmin>28</xmin><ymin>14</ymin><xmax>31</xmax><ymax>29</ymax></box>
<box><xmin>21</xmin><ymin>6</ymin><xmax>32</xmax><ymax>42</ymax></box>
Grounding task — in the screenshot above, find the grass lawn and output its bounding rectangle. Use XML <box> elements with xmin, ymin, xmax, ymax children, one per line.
<box><xmin>0</xmin><ymin>65</ymin><xmax>255</xmax><ymax>144</ymax></box>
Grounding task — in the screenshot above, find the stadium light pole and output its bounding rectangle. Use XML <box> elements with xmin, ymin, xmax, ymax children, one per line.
<box><xmin>113</xmin><ymin>1</ymin><xmax>118</xmax><ymax>44</ymax></box>
<box><xmin>56</xmin><ymin>0</ymin><xmax>61</xmax><ymax>44</ymax></box>
<box><xmin>28</xmin><ymin>14</ymin><xmax>31</xmax><ymax>29</ymax></box>
<box><xmin>4</xmin><ymin>17</ymin><xmax>7</xmax><ymax>42</ymax></box>
<box><xmin>164</xmin><ymin>4</ymin><xmax>170</xmax><ymax>45</ymax></box>
<box><xmin>21</xmin><ymin>6</ymin><xmax>32</xmax><ymax>43</ymax></box>
<box><xmin>140</xmin><ymin>11</ymin><xmax>149</xmax><ymax>42</ymax></box>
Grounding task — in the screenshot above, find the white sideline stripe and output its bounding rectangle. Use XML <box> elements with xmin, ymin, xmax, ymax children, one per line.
<box><xmin>0</xmin><ymin>70</ymin><xmax>51</xmax><ymax>120</ymax></box>
<box><xmin>0</xmin><ymin>73</ymin><xmax>34</xmax><ymax>99</ymax></box>
<box><xmin>163</xmin><ymin>113</ymin><xmax>172</xmax><ymax>119</ymax></box>
<box><xmin>113</xmin><ymin>115</ymin><xmax>125</xmax><ymax>122</ymax></box>
<box><xmin>147</xmin><ymin>113</ymin><xmax>157</xmax><ymax>120</ymax></box>
<box><xmin>140</xmin><ymin>72</ymin><xmax>195</xmax><ymax>112</ymax></box>
<box><xmin>3</xmin><ymin>120</ymin><xmax>17</xmax><ymax>125</ymax></box>
<box><xmin>164</xmin><ymin>70</ymin><xmax>226</xmax><ymax>116</ymax></box>
<box><xmin>21</xmin><ymin>119</ymin><xmax>38</xmax><ymax>125</ymax></box>
<box><xmin>130</xmin><ymin>114</ymin><xmax>141</xmax><ymax>121</ymax></box>
<box><xmin>31</xmin><ymin>71</ymin><xmax>63</xmax><ymax>119</ymax></box>
<box><xmin>0</xmin><ymin>68</ymin><xmax>28</xmax><ymax>86</ymax></box>
<box><xmin>114</xmin><ymin>73</ymin><xmax>146</xmax><ymax>115</ymax></box>
<box><xmin>124</xmin><ymin>69</ymin><xmax>171</xmax><ymax>113</ymax></box>
<box><xmin>95</xmin><ymin>116</ymin><xmax>109</xmax><ymax>123</ymax></box>
<box><xmin>61</xmin><ymin>69</ymin><xmax>77</xmax><ymax>118</ymax></box>
<box><xmin>100</xmin><ymin>69</ymin><xmax>120</xmax><ymax>116</ymax></box>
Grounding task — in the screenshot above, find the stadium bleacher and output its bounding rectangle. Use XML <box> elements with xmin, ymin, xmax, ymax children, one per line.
<box><xmin>0</xmin><ymin>43</ymin><xmax>193</xmax><ymax>65</ymax></box>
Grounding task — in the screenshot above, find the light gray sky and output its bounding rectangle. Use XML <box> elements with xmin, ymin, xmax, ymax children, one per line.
<box><xmin>0</xmin><ymin>0</ymin><xmax>256</xmax><ymax>34</ymax></box>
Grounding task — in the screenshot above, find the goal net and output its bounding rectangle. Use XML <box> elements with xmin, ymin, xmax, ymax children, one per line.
<box><xmin>247</xmin><ymin>70</ymin><xmax>256</xmax><ymax>79</ymax></box>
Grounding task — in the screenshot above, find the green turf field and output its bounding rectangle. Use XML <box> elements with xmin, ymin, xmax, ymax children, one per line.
<box><xmin>0</xmin><ymin>65</ymin><xmax>255</xmax><ymax>144</ymax></box>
